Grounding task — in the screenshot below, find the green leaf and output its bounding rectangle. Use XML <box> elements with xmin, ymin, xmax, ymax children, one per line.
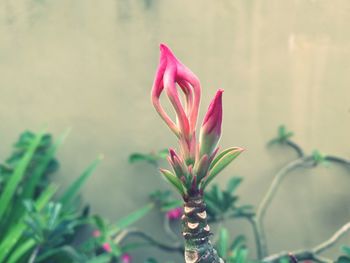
<box><xmin>23</xmin><ymin>129</ymin><xmax>69</xmax><ymax>199</ymax></box>
<box><xmin>217</xmin><ymin>228</ymin><xmax>229</xmax><ymax>258</ymax></box>
<box><xmin>159</xmin><ymin>169</ymin><xmax>186</xmax><ymax>196</ymax></box>
<box><xmin>226</xmin><ymin>177</ymin><xmax>242</xmax><ymax>194</ymax></box>
<box><xmin>203</xmin><ymin>148</ymin><xmax>243</xmax><ymax>189</ymax></box>
<box><xmin>210</xmin><ymin>147</ymin><xmax>238</xmax><ymax>170</ymax></box>
<box><xmin>0</xmin><ymin>184</ymin><xmax>58</xmax><ymax>262</ymax></box>
<box><xmin>109</xmin><ymin>203</ymin><xmax>154</xmax><ymax>234</ymax></box>
<box><xmin>278</xmin><ymin>257</ymin><xmax>291</xmax><ymax>263</ymax></box>
<box><xmin>59</xmin><ymin>156</ymin><xmax>102</xmax><ymax>207</ymax></box>
<box><xmin>36</xmin><ymin>245</ymin><xmax>85</xmax><ymax>263</ymax></box>
<box><xmin>129</xmin><ymin>153</ymin><xmax>157</xmax><ymax>164</ymax></box>
<box><xmin>337</xmin><ymin>256</ymin><xmax>350</xmax><ymax>263</ymax></box>
<box><xmin>312</xmin><ymin>150</ymin><xmax>326</xmax><ymax>164</ymax></box>
<box><xmin>157</xmin><ymin>149</ymin><xmax>169</xmax><ymax>160</ymax></box>
<box><xmin>342</xmin><ymin>246</ymin><xmax>350</xmax><ymax>256</ymax></box>
<box><xmin>230</xmin><ymin>235</ymin><xmax>246</xmax><ymax>251</ymax></box>
<box><xmin>6</xmin><ymin>240</ymin><xmax>36</xmax><ymax>263</ymax></box>
<box><xmin>235</xmin><ymin>248</ymin><xmax>248</xmax><ymax>263</ymax></box>
<box><xmin>86</xmin><ymin>255</ymin><xmax>111</xmax><ymax>263</ymax></box>
<box><xmin>0</xmin><ymin>131</ymin><xmax>45</xmax><ymax>219</ymax></box>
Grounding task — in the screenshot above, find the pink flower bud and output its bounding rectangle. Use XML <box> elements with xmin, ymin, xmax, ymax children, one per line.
<box><xmin>166</xmin><ymin>207</ymin><xmax>183</xmax><ymax>220</ymax></box>
<box><xmin>121</xmin><ymin>253</ymin><xmax>132</xmax><ymax>263</ymax></box>
<box><xmin>102</xmin><ymin>242</ymin><xmax>112</xmax><ymax>253</ymax></box>
<box><xmin>151</xmin><ymin>44</ymin><xmax>201</xmax><ymax>139</ymax></box>
<box><xmin>168</xmin><ymin>148</ymin><xmax>187</xmax><ymax>177</ymax></box>
<box><xmin>199</xmin><ymin>89</ymin><xmax>223</xmax><ymax>157</ymax></box>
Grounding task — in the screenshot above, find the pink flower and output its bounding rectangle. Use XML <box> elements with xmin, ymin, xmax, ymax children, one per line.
<box><xmin>121</xmin><ymin>253</ymin><xmax>132</xmax><ymax>263</ymax></box>
<box><xmin>92</xmin><ymin>230</ymin><xmax>101</xmax><ymax>238</ymax></box>
<box><xmin>166</xmin><ymin>207</ymin><xmax>183</xmax><ymax>220</ymax></box>
<box><xmin>199</xmin><ymin>89</ymin><xmax>223</xmax><ymax>157</ymax></box>
<box><xmin>151</xmin><ymin>44</ymin><xmax>201</xmax><ymax>139</ymax></box>
<box><xmin>102</xmin><ymin>242</ymin><xmax>112</xmax><ymax>253</ymax></box>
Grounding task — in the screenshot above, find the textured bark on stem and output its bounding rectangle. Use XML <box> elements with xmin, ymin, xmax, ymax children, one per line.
<box><xmin>182</xmin><ymin>195</ymin><xmax>223</xmax><ymax>263</ymax></box>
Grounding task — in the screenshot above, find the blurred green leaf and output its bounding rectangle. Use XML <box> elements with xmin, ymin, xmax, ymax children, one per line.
<box><xmin>59</xmin><ymin>156</ymin><xmax>102</xmax><ymax>208</ymax></box>
<box><xmin>226</xmin><ymin>177</ymin><xmax>242</xmax><ymax>194</ymax></box>
<box><xmin>342</xmin><ymin>246</ymin><xmax>350</xmax><ymax>256</ymax></box>
<box><xmin>0</xmin><ymin>184</ymin><xmax>58</xmax><ymax>262</ymax></box>
<box><xmin>217</xmin><ymin>228</ymin><xmax>229</xmax><ymax>258</ymax></box>
<box><xmin>86</xmin><ymin>254</ymin><xmax>111</xmax><ymax>263</ymax></box>
<box><xmin>312</xmin><ymin>150</ymin><xmax>327</xmax><ymax>165</ymax></box>
<box><xmin>337</xmin><ymin>256</ymin><xmax>350</xmax><ymax>263</ymax></box>
<box><xmin>129</xmin><ymin>149</ymin><xmax>168</xmax><ymax>166</ymax></box>
<box><xmin>23</xmin><ymin>129</ymin><xmax>69</xmax><ymax>200</ymax></box>
<box><xmin>109</xmin><ymin>203</ymin><xmax>154</xmax><ymax>234</ymax></box>
<box><xmin>269</xmin><ymin>125</ymin><xmax>294</xmax><ymax>145</ymax></box>
<box><xmin>0</xmin><ymin>131</ymin><xmax>44</xmax><ymax>219</ymax></box>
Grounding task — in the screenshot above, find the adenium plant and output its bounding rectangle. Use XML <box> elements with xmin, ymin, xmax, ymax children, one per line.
<box><xmin>151</xmin><ymin>44</ymin><xmax>244</xmax><ymax>263</ymax></box>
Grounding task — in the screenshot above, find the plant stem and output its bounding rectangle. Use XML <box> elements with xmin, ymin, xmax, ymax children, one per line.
<box><xmin>285</xmin><ymin>140</ymin><xmax>304</xmax><ymax>157</ymax></box>
<box><xmin>263</xmin><ymin>222</ymin><xmax>350</xmax><ymax>262</ymax></box>
<box><xmin>120</xmin><ymin>228</ymin><xmax>184</xmax><ymax>254</ymax></box>
<box><xmin>249</xmin><ymin>216</ymin><xmax>265</xmax><ymax>260</ymax></box>
<box><xmin>182</xmin><ymin>195</ymin><xmax>223</xmax><ymax>263</ymax></box>
<box><xmin>255</xmin><ymin>157</ymin><xmax>312</xmax><ymax>258</ymax></box>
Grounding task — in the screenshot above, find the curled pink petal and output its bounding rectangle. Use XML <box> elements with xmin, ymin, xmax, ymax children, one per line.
<box><xmin>151</xmin><ymin>49</ymin><xmax>179</xmax><ymax>136</ymax></box>
<box><xmin>152</xmin><ymin>43</ymin><xmax>201</xmax><ymax>139</ymax></box>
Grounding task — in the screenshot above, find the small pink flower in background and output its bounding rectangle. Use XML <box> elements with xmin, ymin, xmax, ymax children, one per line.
<box><xmin>102</xmin><ymin>242</ymin><xmax>112</xmax><ymax>253</ymax></box>
<box><xmin>166</xmin><ymin>207</ymin><xmax>183</xmax><ymax>220</ymax></box>
<box><xmin>121</xmin><ymin>253</ymin><xmax>132</xmax><ymax>263</ymax></box>
<box><xmin>92</xmin><ymin>230</ymin><xmax>101</xmax><ymax>238</ymax></box>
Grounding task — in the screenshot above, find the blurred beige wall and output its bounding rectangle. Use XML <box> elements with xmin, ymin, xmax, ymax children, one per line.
<box><xmin>1</xmin><ymin>0</ymin><xmax>350</xmax><ymax>261</ymax></box>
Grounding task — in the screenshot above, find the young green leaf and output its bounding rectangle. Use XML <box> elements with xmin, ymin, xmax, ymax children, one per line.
<box><xmin>159</xmin><ymin>169</ymin><xmax>186</xmax><ymax>196</ymax></box>
<box><xmin>202</xmin><ymin>148</ymin><xmax>244</xmax><ymax>189</ymax></box>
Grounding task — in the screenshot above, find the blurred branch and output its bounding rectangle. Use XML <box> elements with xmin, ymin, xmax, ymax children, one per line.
<box><xmin>256</xmin><ymin>149</ymin><xmax>350</xmax><ymax>259</ymax></box>
<box><xmin>118</xmin><ymin>228</ymin><xmax>183</xmax><ymax>254</ymax></box>
<box><xmin>325</xmin><ymin>155</ymin><xmax>350</xmax><ymax>167</ymax></box>
<box><xmin>257</xmin><ymin>157</ymin><xmax>313</xmax><ymax>223</ymax></box>
<box><xmin>256</xmin><ymin>156</ymin><xmax>313</xmax><ymax>258</ymax></box>
<box><xmin>313</xmin><ymin>222</ymin><xmax>350</xmax><ymax>254</ymax></box>
<box><xmin>285</xmin><ymin>140</ymin><xmax>304</xmax><ymax>158</ymax></box>
<box><xmin>263</xmin><ymin>221</ymin><xmax>350</xmax><ymax>263</ymax></box>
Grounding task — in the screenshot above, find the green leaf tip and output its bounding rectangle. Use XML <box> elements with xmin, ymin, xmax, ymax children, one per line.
<box><xmin>159</xmin><ymin>169</ymin><xmax>186</xmax><ymax>196</ymax></box>
<box><xmin>202</xmin><ymin>147</ymin><xmax>244</xmax><ymax>190</ymax></box>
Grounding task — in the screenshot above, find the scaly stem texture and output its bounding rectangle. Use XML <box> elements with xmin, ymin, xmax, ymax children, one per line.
<box><xmin>182</xmin><ymin>194</ymin><xmax>223</xmax><ymax>263</ymax></box>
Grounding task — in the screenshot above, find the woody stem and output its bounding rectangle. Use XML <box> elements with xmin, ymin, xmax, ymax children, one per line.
<box><xmin>182</xmin><ymin>194</ymin><xmax>223</xmax><ymax>263</ymax></box>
